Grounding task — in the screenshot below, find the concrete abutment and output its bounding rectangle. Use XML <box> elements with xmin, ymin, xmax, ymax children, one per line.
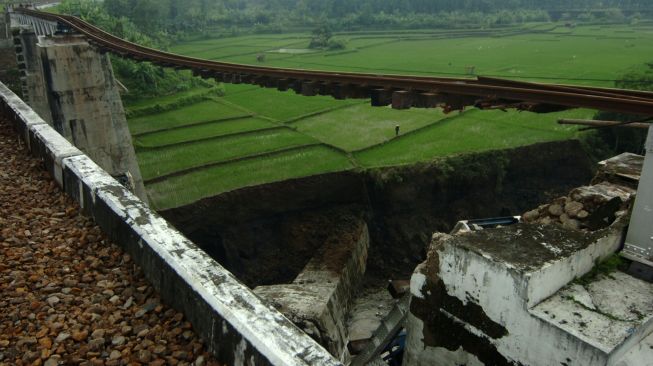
<box><xmin>15</xmin><ymin>26</ymin><xmax>51</xmax><ymax>122</ymax></box>
<box><xmin>11</xmin><ymin>29</ymin><xmax>147</xmax><ymax>201</ymax></box>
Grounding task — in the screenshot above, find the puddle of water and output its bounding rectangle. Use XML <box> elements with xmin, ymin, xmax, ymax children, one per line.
<box><xmin>268</xmin><ymin>48</ymin><xmax>319</xmax><ymax>54</ymax></box>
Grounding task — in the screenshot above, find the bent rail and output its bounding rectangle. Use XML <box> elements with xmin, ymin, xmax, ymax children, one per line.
<box><xmin>11</xmin><ymin>7</ymin><xmax>653</xmax><ymax>116</ymax></box>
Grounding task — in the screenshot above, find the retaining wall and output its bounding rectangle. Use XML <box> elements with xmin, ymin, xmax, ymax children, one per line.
<box><xmin>0</xmin><ymin>80</ymin><xmax>342</xmax><ymax>366</ymax></box>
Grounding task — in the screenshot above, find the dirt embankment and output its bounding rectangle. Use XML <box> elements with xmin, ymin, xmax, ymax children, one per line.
<box><xmin>162</xmin><ymin>139</ymin><xmax>595</xmax><ymax>287</ymax></box>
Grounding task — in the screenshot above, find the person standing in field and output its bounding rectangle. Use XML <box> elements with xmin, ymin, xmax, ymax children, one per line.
<box><xmin>395</xmin><ymin>125</ymin><xmax>400</xmax><ymax>137</ymax></box>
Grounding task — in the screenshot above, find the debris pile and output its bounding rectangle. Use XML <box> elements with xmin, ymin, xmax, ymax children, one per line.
<box><xmin>521</xmin><ymin>182</ymin><xmax>635</xmax><ymax>231</ymax></box>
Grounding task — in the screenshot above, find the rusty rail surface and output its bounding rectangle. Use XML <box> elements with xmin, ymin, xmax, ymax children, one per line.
<box><xmin>13</xmin><ymin>8</ymin><xmax>653</xmax><ymax>116</ymax></box>
<box><xmin>558</xmin><ymin>119</ymin><xmax>652</xmax><ymax>129</ymax></box>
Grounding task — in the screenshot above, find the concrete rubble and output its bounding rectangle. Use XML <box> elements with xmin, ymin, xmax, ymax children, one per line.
<box><xmin>254</xmin><ymin>218</ymin><xmax>369</xmax><ymax>361</ymax></box>
<box><xmin>403</xmin><ymin>153</ymin><xmax>653</xmax><ymax>366</ymax></box>
<box><xmin>0</xmin><ymin>116</ymin><xmax>220</xmax><ymax>366</ymax></box>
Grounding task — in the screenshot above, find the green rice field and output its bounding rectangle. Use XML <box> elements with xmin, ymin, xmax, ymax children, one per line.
<box><xmin>126</xmin><ymin>23</ymin><xmax>653</xmax><ymax>209</ymax></box>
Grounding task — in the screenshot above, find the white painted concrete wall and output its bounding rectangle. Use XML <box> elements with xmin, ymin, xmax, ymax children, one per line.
<box><xmin>404</xmin><ymin>223</ymin><xmax>653</xmax><ymax>366</ymax></box>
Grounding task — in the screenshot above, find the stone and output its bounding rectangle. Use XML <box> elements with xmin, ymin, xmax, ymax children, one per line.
<box><xmin>137</xmin><ymin>350</ymin><xmax>151</xmax><ymax>363</ymax></box>
<box><xmin>522</xmin><ymin>209</ymin><xmax>540</xmax><ymax>223</ymax></box>
<box><xmin>560</xmin><ymin>213</ymin><xmax>571</xmax><ymax>224</ymax></box>
<box><xmin>55</xmin><ymin>332</ymin><xmax>70</xmax><ymax>343</ymax></box>
<box><xmin>91</xmin><ymin>329</ymin><xmax>105</xmax><ymax>339</ymax></box>
<box><xmin>136</xmin><ymin>328</ymin><xmax>149</xmax><ymax>338</ymax></box>
<box><xmin>0</xmin><ymin>115</ymin><xmax>219</xmax><ymax>366</ymax></box>
<box><xmin>63</xmin><ymin>279</ymin><xmax>77</xmax><ymax>287</ymax></box>
<box><xmin>73</xmin><ymin>330</ymin><xmax>88</xmax><ymax>342</ymax></box>
<box><xmin>134</xmin><ymin>309</ymin><xmax>147</xmax><ymax>318</ymax></box>
<box><xmin>194</xmin><ymin>355</ymin><xmax>205</xmax><ymax>366</ymax></box>
<box><xmin>578</xmin><ymin>210</ymin><xmax>589</xmax><ymax>219</ymax></box>
<box><xmin>89</xmin><ymin>337</ymin><xmax>105</xmax><ymax>350</ymax></box>
<box><xmin>548</xmin><ymin>204</ymin><xmax>564</xmax><ymax>216</ymax></box>
<box><xmin>172</xmin><ymin>350</ymin><xmax>189</xmax><ymax>360</ymax></box>
<box><xmin>44</xmin><ymin>356</ymin><xmax>60</xmax><ymax>366</ymax></box>
<box><xmin>38</xmin><ymin>337</ymin><xmax>53</xmax><ymax>349</ymax></box>
<box><xmin>46</xmin><ymin>296</ymin><xmax>60</xmax><ymax>307</ymax></box>
<box><xmin>111</xmin><ymin>335</ymin><xmax>126</xmax><ymax>346</ymax></box>
<box><xmin>109</xmin><ymin>350</ymin><xmax>121</xmax><ymax>360</ymax></box>
<box><xmin>22</xmin><ymin>350</ymin><xmax>39</xmax><ymax>363</ymax></box>
<box><xmin>565</xmin><ymin>201</ymin><xmax>584</xmax><ymax>217</ymax></box>
<box><xmin>563</xmin><ymin>218</ymin><xmax>581</xmax><ymax>231</ymax></box>
<box><xmin>36</xmin><ymin>328</ymin><xmax>49</xmax><ymax>338</ymax></box>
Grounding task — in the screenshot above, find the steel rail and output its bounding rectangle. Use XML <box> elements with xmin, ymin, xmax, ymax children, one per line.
<box><xmin>56</xmin><ymin>10</ymin><xmax>653</xmax><ymax>102</ymax></box>
<box><xmin>64</xmin><ymin>12</ymin><xmax>653</xmax><ymax>102</ymax></box>
<box><xmin>14</xmin><ymin>8</ymin><xmax>653</xmax><ymax>116</ymax></box>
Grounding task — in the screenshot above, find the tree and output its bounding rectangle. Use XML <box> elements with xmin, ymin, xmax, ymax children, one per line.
<box><xmin>308</xmin><ymin>24</ymin><xmax>332</xmax><ymax>49</ymax></box>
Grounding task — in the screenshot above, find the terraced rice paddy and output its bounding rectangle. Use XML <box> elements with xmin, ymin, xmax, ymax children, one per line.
<box><xmin>127</xmin><ymin>23</ymin><xmax>653</xmax><ymax>209</ymax></box>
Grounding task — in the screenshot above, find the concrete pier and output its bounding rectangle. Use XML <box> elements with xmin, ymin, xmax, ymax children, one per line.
<box><xmin>0</xmin><ymin>11</ymin><xmax>10</xmax><ymax>47</ymax></box>
<box><xmin>37</xmin><ymin>35</ymin><xmax>146</xmax><ymax>201</ymax></box>
<box><xmin>14</xmin><ymin>26</ymin><xmax>52</xmax><ymax>123</ymax></box>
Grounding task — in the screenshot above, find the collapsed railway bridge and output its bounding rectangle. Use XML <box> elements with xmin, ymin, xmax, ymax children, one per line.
<box><xmin>10</xmin><ymin>6</ymin><xmax>653</xmax><ymax>117</ymax></box>
<box><xmin>2</xmin><ymin>5</ymin><xmax>653</xmax><ymax>366</ymax></box>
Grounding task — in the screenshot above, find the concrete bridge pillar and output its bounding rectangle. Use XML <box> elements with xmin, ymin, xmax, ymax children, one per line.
<box><xmin>1</xmin><ymin>11</ymin><xmax>10</xmax><ymax>46</ymax></box>
<box><xmin>37</xmin><ymin>34</ymin><xmax>147</xmax><ymax>201</ymax></box>
<box><xmin>14</xmin><ymin>26</ymin><xmax>52</xmax><ymax>123</ymax></box>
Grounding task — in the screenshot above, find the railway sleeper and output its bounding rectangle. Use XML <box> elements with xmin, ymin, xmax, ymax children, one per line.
<box><xmin>392</xmin><ymin>90</ymin><xmax>413</xmax><ymax>110</ymax></box>
<box><xmin>290</xmin><ymin>80</ymin><xmax>304</xmax><ymax>94</ymax></box>
<box><xmin>264</xmin><ymin>78</ymin><xmax>279</xmax><ymax>88</ymax></box>
<box><xmin>371</xmin><ymin>88</ymin><xmax>394</xmax><ymax>107</ymax></box>
<box><xmin>317</xmin><ymin>82</ymin><xmax>332</xmax><ymax>96</ymax></box>
<box><xmin>331</xmin><ymin>84</ymin><xmax>352</xmax><ymax>100</ymax></box>
<box><xmin>350</xmin><ymin>85</ymin><xmax>371</xmax><ymax>99</ymax></box>
<box><xmin>301</xmin><ymin>81</ymin><xmax>319</xmax><ymax>97</ymax></box>
<box><xmin>235</xmin><ymin>73</ymin><xmax>246</xmax><ymax>83</ymax></box>
<box><xmin>191</xmin><ymin>69</ymin><xmax>212</xmax><ymax>79</ymax></box>
<box><xmin>413</xmin><ymin>92</ymin><xmax>442</xmax><ymax>108</ymax></box>
<box><xmin>276</xmin><ymin>78</ymin><xmax>290</xmax><ymax>92</ymax></box>
<box><xmin>440</xmin><ymin>94</ymin><xmax>478</xmax><ymax>113</ymax></box>
<box><xmin>253</xmin><ymin>75</ymin><xmax>268</xmax><ymax>87</ymax></box>
<box><xmin>222</xmin><ymin>73</ymin><xmax>235</xmax><ymax>83</ymax></box>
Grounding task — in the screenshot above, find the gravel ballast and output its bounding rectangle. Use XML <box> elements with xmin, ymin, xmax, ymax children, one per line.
<box><xmin>0</xmin><ymin>117</ymin><xmax>220</xmax><ymax>366</ymax></box>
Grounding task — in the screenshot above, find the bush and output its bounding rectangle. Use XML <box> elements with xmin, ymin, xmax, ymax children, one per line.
<box><xmin>125</xmin><ymin>86</ymin><xmax>225</xmax><ymax>118</ymax></box>
<box><xmin>327</xmin><ymin>38</ymin><xmax>347</xmax><ymax>50</ymax></box>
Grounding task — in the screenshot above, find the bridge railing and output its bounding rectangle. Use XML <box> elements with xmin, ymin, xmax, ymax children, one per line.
<box><xmin>0</xmin><ymin>81</ymin><xmax>342</xmax><ymax>366</ymax></box>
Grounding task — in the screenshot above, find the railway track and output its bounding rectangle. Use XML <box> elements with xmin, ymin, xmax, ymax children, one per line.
<box><xmin>12</xmin><ymin>7</ymin><xmax>653</xmax><ymax>117</ymax></box>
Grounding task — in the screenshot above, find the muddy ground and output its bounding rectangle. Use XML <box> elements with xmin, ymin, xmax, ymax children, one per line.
<box><xmin>162</xmin><ymin>139</ymin><xmax>595</xmax><ymax>288</ymax></box>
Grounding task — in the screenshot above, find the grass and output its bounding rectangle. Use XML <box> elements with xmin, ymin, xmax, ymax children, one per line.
<box><xmin>180</xmin><ymin>24</ymin><xmax>653</xmax><ymax>86</ymax></box>
<box><xmin>125</xmin><ymin>86</ymin><xmax>213</xmax><ymax>110</ymax></box>
<box><xmin>127</xmin><ymin>100</ymin><xmax>245</xmax><ymax>135</ymax></box>
<box><xmin>125</xmin><ymin>23</ymin><xmax>653</xmax><ymax>209</ymax></box>
<box><xmin>293</xmin><ymin>104</ymin><xmax>449</xmax><ymax>151</ymax></box>
<box><xmin>134</xmin><ymin>117</ymin><xmax>273</xmax><ymax>148</ymax></box>
<box><xmin>137</xmin><ymin>128</ymin><xmax>317</xmax><ymax>180</ymax></box>
<box><xmin>354</xmin><ymin>108</ymin><xmax>596</xmax><ymax>167</ymax></box>
<box><xmin>147</xmin><ymin>145</ymin><xmax>354</xmax><ymax>210</ymax></box>
<box><xmin>221</xmin><ymin>84</ymin><xmax>358</xmax><ymax>121</ymax></box>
